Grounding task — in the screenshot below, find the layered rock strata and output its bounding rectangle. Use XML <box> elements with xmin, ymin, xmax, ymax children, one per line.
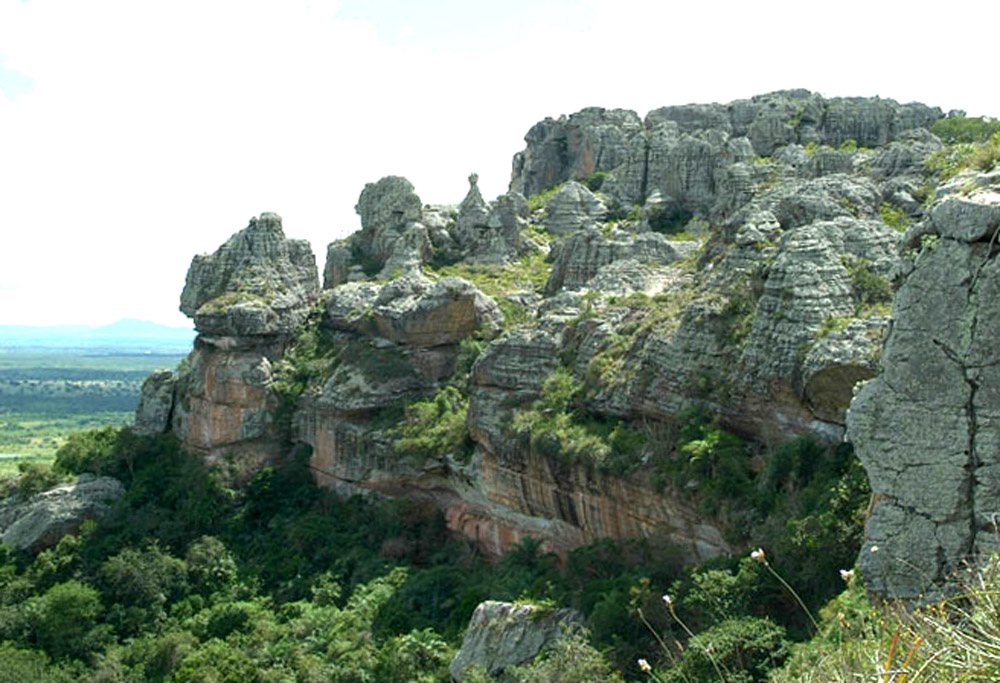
<box><xmin>174</xmin><ymin>213</ymin><xmax>319</xmax><ymax>467</ymax></box>
<box><xmin>154</xmin><ymin>93</ymin><xmax>987</xmax><ymax>581</ymax></box>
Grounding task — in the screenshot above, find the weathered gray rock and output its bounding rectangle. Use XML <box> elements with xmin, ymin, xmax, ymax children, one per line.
<box><xmin>371</xmin><ymin>275</ymin><xmax>503</xmax><ymax>347</ymax></box>
<box><xmin>316</xmin><ymin>354</ymin><xmax>424</xmax><ymax>415</ymax></box>
<box><xmin>869</xmin><ymin>131</ymin><xmax>944</xmax><ymax>179</ymax></box>
<box><xmin>356</xmin><ymin>176</ymin><xmax>423</xmax><ymax>264</ymax></box>
<box><xmin>0</xmin><ymin>476</ymin><xmax>124</xmax><ymax>552</ymax></box>
<box><xmin>808</xmin><ymin>148</ymin><xmax>855</xmax><ymax>178</ymax></box>
<box><xmin>454</xmin><ymin>174</ymin><xmax>530</xmax><ymax>263</ymax></box>
<box><xmin>545</xmin><ymin>228</ymin><xmax>692</xmax><ymax>294</ymax></box>
<box><xmin>449</xmin><ymin>601</ymin><xmax>584</xmax><ymax>681</ymax></box>
<box><xmin>646</xmin><ymin>102</ymin><xmax>732</xmax><ymax>135</ymax></box>
<box><xmin>739</xmin><ymin>217</ymin><xmax>898</xmax><ymax>395</ymax></box>
<box><xmin>323</xmin><ymin>241</ymin><xmax>354</xmax><ymax>289</ymax></box>
<box><xmin>180</xmin><ymin>213</ymin><xmax>319</xmax><ymax>336</ymax></box>
<box><xmin>510</xmin><ymin>108</ymin><xmax>642</xmax><ymax>198</ymax></box>
<box><xmin>847</xmin><ymin>173</ymin><xmax>1000</xmax><ymax>600</ymax></box>
<box><xmin>324</xmin><ymin>282</ymin><xmax>382</xmax><ymax>332</ymax></box>
<box><xmin>543</xmin><ymin>181</ymin><xmax>607</xmax><ymax>235</ymax></box>
<box><xmin>725</xmin><ymin>174</ymin><xmax>882</xmax><ymax>239</ymax></box>
<box><xmin>134</xmin><ymin>369</ymin><xmax>176</xmax><ymax>435</ymax></box>
<box><xmin>801</xmin><ymin>318</ymin><xmax>887</xmax><ymax>424</ymax></box>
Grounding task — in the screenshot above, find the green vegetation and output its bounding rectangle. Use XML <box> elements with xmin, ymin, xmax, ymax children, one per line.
<box><xmin>0</xmin><ymin>350</ymin><xmax>184</xmax><ymax>458</ymax></box>
<box><xmin>0</xmin><ymin>393</ymin><xmax>874</xmax><ymax>683</ymax></box>
<box><xmin>526</xmin><ymin>183</ymin><xmax>565</xmax><ymax>213</ymax></box>
<box><xmin>428</xmin><ymin>250</ymin><xmax>551</xmax><ymax>300</ymax></box>
<box><xmin>924</xmin><ymin>131</ymin><xmax>1000</xmax><ymax>180</ymax></box>
<box><xmin>841</xmin><ymin>256</ymin><xmax>893</xmax><ymax>316</ymax></box>
<box><xmin>930</xmin><ymin>115</ymin><xmax>1000</xmax><ymax>144</ymax></box>
<box><xmin>393</xmin><ymin>385</ymin><xmax>473</xmax><ymax>463</ymax></box>
<box><xmin>879</xmin><ymin>202</ymin><xmax>911</xmax><ymax>232</ymax></box>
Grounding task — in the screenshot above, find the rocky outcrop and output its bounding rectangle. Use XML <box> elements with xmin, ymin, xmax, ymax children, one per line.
<box><xmin>511</xmin><ymin>108</ymin><xmax>643</xmax><ymax>198</ymax></box>
<box><xmin>450</xmin><ymin>601</ymin><xmax>584</xmax><ymax>681</ymax></box>
<box><xmin>847</xmin><ymin>175</ymin><xmax>1000</xmax><ymax>600</ymax></box>
<box><xmin>180</xmin><ymin>213</ymin><xmax>319</xmax><ymax>337</ymax></box>
<box><xmin>545</xmin><ymin>228</ymin><xmax>695</xmax><ymax>294</ymax></box>
<box><xmin>511</xmin><ymin>91</ymin><xmax>943</xmax><ymax>211</ymax></box>
<box><xmin>543</xmin><ymin>181</ymin><xmax>607</xmax><ymax>235</ymax></box>
<box><xmin>159</xmin><ymin>90</ymin><xmax>977</xmax><ymax>582</ymax></box>
<box><xmin>134</xmin><ymin>369</ymin><xmax>176</xmax><ymax>435</ymax></box>
<box><xmin>453</xmin><ymin>174</ymin><xmax>532</xmax><ymax>264</ymax></box>
<box><xmin>801</xmin><ymin>318</ymin><xmax>887</xmax><ymax>424</ymax></box>
<box><xmin>0</xmin><ymin>476</ymin><xmax>124</xmax><ymax>552</ymax></box>
<box><xmin>174</xmin><ymin>214</ymin><xmax>319</xmax><ymax>465</ymax></box>
<box><xmin>370</xmin><ymin>275</ymin><xmax>504</xmax><ymax>347</ymax></box>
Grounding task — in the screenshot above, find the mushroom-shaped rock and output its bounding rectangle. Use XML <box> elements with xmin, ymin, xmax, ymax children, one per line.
<box><xmin>372</xmin><ymin>275</ymin><xmax>504</xmax><ymax>347</ymax></box>
<box><xmin>180</xmin><ymin>213</ymin><xmax>319</xmax><ymax>337</ymax></box>
<box><xmin>449</xmin><ymin>601</ymin><xmax>584</xmax><ymax>681</ymax></box>
<box><xmin>543</xmin><ymin>181</ymin><xmax>607</xmax><ymax>235</ymax></box>
<box><xmin>0</xmin><ymin>476</ymin><xmax>125</xmax><ymax>553</ymax></box>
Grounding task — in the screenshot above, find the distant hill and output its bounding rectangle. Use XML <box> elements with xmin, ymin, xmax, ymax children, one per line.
<box><xmin>0</xmin><ymin>319</ymin><xmax>195</xmax><ymax>352</ymax></box>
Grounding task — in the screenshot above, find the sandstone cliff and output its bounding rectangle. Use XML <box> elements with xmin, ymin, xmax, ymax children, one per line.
<box><xmin>140</xmin><ymin>91</ymin><xmax>1000</xmax><ymax>597</ymax></box>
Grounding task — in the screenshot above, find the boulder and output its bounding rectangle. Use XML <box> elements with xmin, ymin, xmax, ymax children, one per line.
<box><xmin>371</xmin><ymin>275</ymin><xmax>504</xmax><ymax>347</ymax></box>
<box><xmin>449</xmin><ymin>601</ymin><xmax>584</xmax><ymax>681</ymax></box>
<box><xmin>801</xmin><ymin>318</ymin><xmax>887</xmax><ymax>424</ymax></box>
<box><xmin>134</xmin><ymin>369</ymin><xmax>176</xmax><ymax>435</ymax></box>
<box><xmin>0</xmin><ymin>476</ymin><xmax>124</xmax><ymax>552</ymax></box>
<box><xmin>180</xmin><ymin>212</ymin><xmax>319</xmax><ymax>337</ymax></box>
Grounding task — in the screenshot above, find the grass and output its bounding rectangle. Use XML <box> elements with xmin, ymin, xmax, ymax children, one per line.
<box><xmin>427</xmin><ymin>250</ymin><xmax>551</xmax><ymax>298</ymax></box>
<box><xmin>0</xmin><ymin>454</ymin><xmax>55</xmax><ymax>480</ymax></box>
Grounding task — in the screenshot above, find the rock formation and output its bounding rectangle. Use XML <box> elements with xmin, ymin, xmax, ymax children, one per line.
<box><xmin>174</xmin><ymin>213</ymin><xmax>320</xmax><ymax>468</ymax></box>
<box><xmin>0</xmin><ymin>475</ymin><xmax>124</xmax><ymax>552</ymax></box>
<box><xmin>148</xmin><ymin>93</ymin><xmax>1000</xmax><ymax>600</ymax></box>
<box><xmin>449</xmin><ymin>600</ymin><xmax>583</xmax><ymax>681</ymax></box>
<box><xmin>847</xmin><ymin>171</ymin><xmax>1000</xmax><ymax>600</ymax></box>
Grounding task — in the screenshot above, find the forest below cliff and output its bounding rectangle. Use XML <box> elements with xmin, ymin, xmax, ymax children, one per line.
<box><xmin>3</xmin><ymin>95</ymin><xmax>1000</xmax><ymax>681</ymax></box>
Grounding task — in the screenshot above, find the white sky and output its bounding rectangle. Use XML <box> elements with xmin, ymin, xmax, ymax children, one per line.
<box><xmin>1</xmin><ymin>0</ymin><xmax>997</xmax><ymax>328</ymax></box>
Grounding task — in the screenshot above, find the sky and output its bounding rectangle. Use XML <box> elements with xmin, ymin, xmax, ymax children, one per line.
<box><xmin>1</xmin><ymin>0</ymin><xmax>998</xmax><ymax>329</ymax></box>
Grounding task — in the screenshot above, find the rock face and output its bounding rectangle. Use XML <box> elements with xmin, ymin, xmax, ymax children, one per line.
<box><xmin>0</xmin><ymin>476</ymin><xmax>124</xmax><ymax>552</ymax></box>
<box><xmin>453</xmin><ymin>174</ymin><xmax>531</xmax><ymax>264</ymax></box>
<box><xmin>449</xmin><ymin>601</ymin><xmax>583</xmax><ymax>681</ymax></box>
<box><xmin>159</xmin><ymin>91</ymin><xmax>991</xmax><ymax>586</ymax></box>
<box><xmin>511</xmin><ymin>108</ymin><xmax>643</xmax><ymax>198</ymax></box>
<box><xmin>543</xmin><ymin>181</ymin><xmax>607</xmax><ymax>235</ymax></box>
<box><xmin>173</xmin><ymin>214</ymin><xmax>320</xmax><ymax>466</ymax></box>
<box><xmin>371</xmin><ymin>275</ymin><xmax>504</xmax><ymax>347</ymax></box>
<box><xmin>545</xmin><ymin>228</ymin><xmax>695</xmax><ymax>294</ymax></box>
<box><xmin>134</xmin><ymin>369</ymin><xmax>176</xmax><ymax>435</ymax></box>
<box><xmin>847</xmin><ymin>175</ymin><xmax>1000</xmax><ymax>600</ymax></box>
<box><xmin>511</xmin><ymin>91</ymin><xmax>943</xmax><ymax>213</ymax></box>
<box><xmin>181</xmin><ymin>213</ymin><xmax>319</xmax><ymax>337</ymax></box>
